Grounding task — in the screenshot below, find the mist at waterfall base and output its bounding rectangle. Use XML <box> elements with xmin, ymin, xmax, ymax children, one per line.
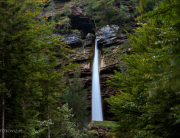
<box><xmin>92</xmin><ymin>40</ymin><xmax>103</xmax><ymax>121</ymax></box>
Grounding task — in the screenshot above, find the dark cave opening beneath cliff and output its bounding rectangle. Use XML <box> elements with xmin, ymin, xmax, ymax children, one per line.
<box><xmin>70</xmin><ymin>15</ymin><xmax>95</xmax><ymax>39</ymax></box>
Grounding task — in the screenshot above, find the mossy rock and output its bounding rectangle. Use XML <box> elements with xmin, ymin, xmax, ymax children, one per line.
<box><xmin>88</xmin><ymin>121</ymin><xmax>118</xmax><ymax>138</ymax></box>
<box><xmin>88</xmin><ymin>129</ymin><xmax>98</xmax><ymax>135</ymax></box>
<box><xmin>106</xmin><ymin>132</ymin><xmax>115</xmax><ymax>137</ymax></box>
<box><xmin>89</xmin><ymin>121</ymin><xmax>118</xmax><ymax>129</ymax></box>
<box><xmin>87</xmin><ymin>33</ymin><xmax>95</xmax><ymax>37</ymax></box>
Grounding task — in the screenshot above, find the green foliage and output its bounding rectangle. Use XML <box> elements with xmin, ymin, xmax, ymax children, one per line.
<box><xmin>89</xmin><ymin>121</ymin><xmax>117</xmax><ymax>138</ymax></box>
<box><xmin>85</xmin><ymin>0</ymin><xmax>133</xmax><ymax>28</ymax></box>
<box><xmin>116</xmin><ymin>5</ymin><xmax>130</xmax><ymax>24</ymax></box>
<box><xmin>46</xmin><ymin>0</ymin><xmax>56</xmax><ymax>22</ymax></box>
<box><xmin>82</xmin><ymin>39</ymin><xmax>86</xmax><ymax>45</ymax></box>
<box><xmin>93</xmin><ymin>0</ymin><xmax>117</xmax><ymax>26</ymax></box>
<box><xmin>70</xmin><ymin>29</ymin><xmax>81</xmax><ymax>34</ymax></box>
<box><xmin>51</xmin><ymin>104</ymin><xmax>87</xmax><ymax>138</ymax></box>
<box><xmin>88</xmin><ymin>130</ymin><xmax>98</xmax><ymax>136</ymax></box>
<box><xmin>53</xmin><ymin>28</ymin><xmax>81</xmax><ymax>35</ymax></box>
<box><xmin>102</xmin><ymin>41</ymin><xmax>130</xmax><ymax>65</ymax></box>
<box><xmin>89</xmin><ymin>121</ymin><xmax>118</xmax><ymax>128</ymax></box>
<box><xmin>0</xmin><ymin>0</ymin><xmax>81</xmax><ymax>137</ymax></box>
<box><xmin>72</xmin><ymin>0</ymin><xmax>89</xmax><ymax>5</ymax></box>
<box><xmin>85</xmin><ymin>0</ymin><xmax>97</xmax><ymax>28</ymax></box>
<box><xmin>63</xmin><ymin>3</ymin><xmax>71</xmax><ymax>16</ymax></box>
<box><xmin>107</xmin><ymin>0</ymin><xmax>180</xmax><ymax>137</ymax></box>
<box><xmin>64</xmin><ymin>72</ymin><xmax>89</xmax><ymax>130</ymax></box>
<box><xmin>46</xmin><ymin>1</ymin><xmax>72</xmax><ymax>31</ymax></box>
<box><xmin>85</xmin><ymin>0</ymin><xmax>95</xmax><ymax>16</ymax></box>
<box><xmin>53</xmin><ymin>12</ymin><xmax>72</xmax><ymax>31</ymax></box>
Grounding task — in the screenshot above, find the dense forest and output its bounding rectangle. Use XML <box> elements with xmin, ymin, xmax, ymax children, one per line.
<box><xmin>0</xmin><ymin>0</ymin><xmax>180</xmax><ymax>138</ymax></box>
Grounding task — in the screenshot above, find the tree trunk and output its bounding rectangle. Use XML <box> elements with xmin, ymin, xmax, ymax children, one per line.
<box><xmin>48</xmin><ymin>116</ymin><xmax>50</xmax><ymax>138</ymax></box>
<box><xmin>93</xmin><ymin>12</ymin><xmax>97</xmax><ymax>29</ymax></box>
<box><xmin>2</xmin><ymin>44</ymin><xmax>5</xmax><ymax>138</ymax></box>
<box><xmin>51</xmin><ymin>0</ymin><xmax>54</xmax><ymax>22</ymax></box>
<box><xmin>76</xmin><ymin>108</ymin><xmax>78</xmax><ymax>130</ymax></box>
<box><xmin>47</xmin><ymin>95</ymin><xmax>50</xmax><ymax>138</ymax></box>
<box><xmin>2</xmin><ymin>95</ymin><xmax>5</xmax><ymax>138</ymax></box>
<box><xmin>107</xmin><ymin>18</ymin><xmax>110</xmax><ymax>25</ymax></box>
<box><xmin>23</xmin><ymin>99</ymin><xmax>25</xmax><ymax>116</ymax></box>
<box><xmin>104</xmin><ymin>9</ymin><xmax>110</xmax><ymax>25</ymax></box>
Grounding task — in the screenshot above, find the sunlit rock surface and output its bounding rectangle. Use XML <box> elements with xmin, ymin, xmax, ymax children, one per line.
<box><xmin>53</xmin><ymin>33</ymin><xmax>82</xmax><ymax>48</ymax></box>
<box><xmin>96</xmin><ymin>25</ymin><xmax>127</xmax><ymax>48</ymax></box>
<box><xmin>83</xmin><ymin>33</ymin><xmax>95</xmax><ymax>47</ymax></box>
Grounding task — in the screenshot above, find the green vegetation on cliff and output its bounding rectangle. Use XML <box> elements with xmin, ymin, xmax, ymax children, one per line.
<box><xmin>89</xmin><ymin>121</ymin><xmax>118</xmax><ymax>128</ymax></box>
<box><xmin>64</xmin><ymin>72</ymin><xmax>89</xmax><ymax>130</ymax></box>
<box><xmin>85</xmin><ymin>0</ymin><xmax>134</xmax><ymax>29</ymax></box>
<box><xmin>102</xmin><ymin>40</ymin><xmax>130</xmax><ymax>65</ymax></box>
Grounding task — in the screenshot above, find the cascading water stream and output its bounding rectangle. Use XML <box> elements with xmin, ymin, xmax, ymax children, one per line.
<box><xmin>92</xmin><ymin>40</ymin><xmax>103</xmax><ymax>121</ymax></box>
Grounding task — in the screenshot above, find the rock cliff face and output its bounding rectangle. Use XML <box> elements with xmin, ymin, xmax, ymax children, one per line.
<box><xmin>83</xmin><ymin>33</ymin><xmax>95</xmax><ymax>47</ymax></box>
<box><xmin>53</xmin><ymin>33</ymin><xmax>82</xmax><ymax>48</ymax></box>
<box><xmin>48</xmin><ymin>2</ymin><xmax>131</xmax><ymax>121</ymax></box>
<box><xmin>96</xmin><ymin>25</ymin><xmax>127</xmax><ymax>48</ymax></box>
<box><xmin>63</xmin><ymin>25</ymin><xmax>131</xmax><ymax>121</ymax></box>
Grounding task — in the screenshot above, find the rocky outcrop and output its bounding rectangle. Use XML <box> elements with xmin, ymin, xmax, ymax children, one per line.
<box><xmin>54</xmin><ymin>33</ymin><xmax>82</xmax><ymax>48</ymax></box>
<box><xmin>68</xmin><ymin>47</ymin><xmax>91</xmax><ymax>63</ymax></box>
<box><xmin>68</xmin><ymin>68</ymin><xmax>91</xmax><ymax>77</ymax></box>
<box><xmin>100</xmin><ymin>63</ymin><xmax>119</xmax><ymax>74</ymax></box>
<box><xmin>96</xmin><ymin>25</ymin><xmax>127</xmax><ymax>48</ymax></box>
<box><xmin>83</xmin><ymin>33</ymin><xmax>95</xmax><ymax>47</ymax></box>
<box><xmin>88</xmin><ymin>121</ymin><xmax>117</xmax><ymax>138</ymax></box>
<box><xmin>68</xmin><ymin>62</ymin><xmax>119</xmax><ymax>77</ymax></box>
<box><xmin>89</xmin><ymin>126</ymin><xmax>112</xmax><ymax>138</ymax></box>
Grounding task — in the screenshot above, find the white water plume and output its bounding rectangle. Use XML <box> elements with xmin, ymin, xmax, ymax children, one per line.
<box><xmin>92</xmin><ymin>40</ymin><xmax>103</xmax><ymax>121</ymax></box>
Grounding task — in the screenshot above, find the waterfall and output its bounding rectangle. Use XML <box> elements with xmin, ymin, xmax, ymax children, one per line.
<box><xmin>92</xmin><ymin>40</ymin><xmax>103</xmax><ymax>121</ymax></box>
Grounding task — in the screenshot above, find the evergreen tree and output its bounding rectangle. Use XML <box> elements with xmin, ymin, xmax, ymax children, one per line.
<box><xmin>64</xmin><ymin>72</ymin><xmax>89</xmax><ymax>130</ymax></box>
<box><xmin>63</xmin><ymin>3</ymin><xmax>71</xmax><ymax>16</ymax></box>
<box><xmin>93</xmin><ymin>0</ymin><xmax>116</xmax><ymax>26</ymax></box>
<box><xmin>85</xmin><ymin>0</ymin><xmax>131</xmax><ymax>28</ymax></box>
<box><xmin>53</xmin><ymin>4</ymin><xmax>72</xmax><ymax>32</ymax></box>
<box><xmin>107</xmin><ymin>0</ymin><xmax>180</xmax><ymax>137</ymax></box>
<box><xmin>85</xmin><ymin>0</ymin><xmax>97</xmax><ymax>29</ymax></box>
<box><xmin>116</xmin><ymin>5</ymin><xmax>130</xmax><ymax>25</ymax></box>
<box><xmin>63</xmin><ymin>4</ymin><xmax>71</xmax><ymax>31</ymax></box>
<box><xmin>0</xmin><ymin>0</ymin><xmax>76</xmax><ymax>137</ymax></box>
<box><xmin>46</xmin><ymin>0</ymin><xmax>56</xmax><ymax>22</ymax></box>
